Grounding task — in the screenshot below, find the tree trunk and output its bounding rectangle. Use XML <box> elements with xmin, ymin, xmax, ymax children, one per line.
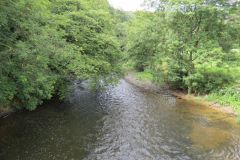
<box><xmin>188</xmin><ymin>52</ymin><xmax>194</xmax><ymax>95</ymax></box>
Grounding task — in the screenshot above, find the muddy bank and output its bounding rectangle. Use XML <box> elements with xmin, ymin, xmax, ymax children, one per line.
<box><xmin>172</xmin><ymin>92</ymin><xmax>236</xmax><ymax>116</ymax></box>
<box><xmin>125</xmin><ymin>73</ymin><xmax>237</xmax><ymax>116</ymax></box>
<box><xmin>0</xmin><ymin>107</ymin><xmax>14</xmax><ymax>118</ymax></box>
<box><xmin>125</xmin><ymin>73</ymin><xmax>161</xmax><ymax>92</ymax></box>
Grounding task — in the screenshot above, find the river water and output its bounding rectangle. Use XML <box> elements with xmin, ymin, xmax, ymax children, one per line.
<box><xmin>1</xmin><ymin>80</ymin><xmax>240</xmax><ymax>160</ymax></box>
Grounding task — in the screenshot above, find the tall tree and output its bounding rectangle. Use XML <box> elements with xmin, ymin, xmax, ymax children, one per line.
<box><xmin>0</xmin><ymin>0</ymin><xmax>122</xmax><ymax>110</ymax></box>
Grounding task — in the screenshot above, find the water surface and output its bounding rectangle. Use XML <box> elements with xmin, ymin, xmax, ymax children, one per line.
<box><xmin>1</xmin><ymin>80</ymin><xmax>240</xmax><ymax>160</ymax></box>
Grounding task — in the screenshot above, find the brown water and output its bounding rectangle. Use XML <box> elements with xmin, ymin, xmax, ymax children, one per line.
<box><xmin>1</xmin><ymin>80</ymin><xmax>240</xmax><ymax>160</ymax></box>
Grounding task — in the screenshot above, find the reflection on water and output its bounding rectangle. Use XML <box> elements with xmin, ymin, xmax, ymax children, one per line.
<box><xmin>0</xmin><ymin>80</ymin><xmax>240</xmax><ymax>160</ymax></box>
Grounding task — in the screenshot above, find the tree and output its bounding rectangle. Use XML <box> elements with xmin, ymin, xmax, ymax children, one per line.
<box><xmin>0</xmin><ymin>0</ymin><xmax>122</xmax><ymax>110</ymax></box>
<box><xmin>126</xmin><ymin>0</ymin><xmax>240</xmax><ymax>94</ymax></box>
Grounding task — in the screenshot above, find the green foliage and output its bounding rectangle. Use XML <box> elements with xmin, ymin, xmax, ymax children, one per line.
<box><xmin>207</xmin><ymin>86</ymin><xmax>240</xmax><ymax>113</ymax></box>
<box><xmin>0</xmin><ymin>0</ymin><xmax>122</xmax><ymax>110</ymax></box>
<box><xmin>126</xmin><ymin>0</ymin><xmax>240</xmax><ymax>96</ymax></box>
<box><xmin>136</xmin><ymin>72</ymin><xmax>154</xmax><ymax>81</ymax></box>
<box><xmin>126</xmin><ymin>12</ymin><xmax>162</xmax><ymax>71</ymax></box>
<box><xmin>185</xmin><ymin>66</ymin><xmax>239</xmax><ymax>94</ymax></box>
<box><xmin>1</xmin><ymin>0</ymin><xmax>240</xmax><ymax>111</ymax></box>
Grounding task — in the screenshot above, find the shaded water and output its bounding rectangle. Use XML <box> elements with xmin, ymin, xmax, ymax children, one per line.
<box><xmin>1</xmin><ymin>80</ymin><xmax>240</xmax><ymax>160</ymax></box>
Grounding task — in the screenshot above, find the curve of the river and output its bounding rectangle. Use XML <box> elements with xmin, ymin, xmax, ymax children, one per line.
<box><xmin>1</xmin><ymin>80</ymin><xmax>240</xmax><ymax>160</ymax></box>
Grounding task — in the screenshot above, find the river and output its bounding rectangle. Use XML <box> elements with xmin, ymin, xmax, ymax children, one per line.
<box><xmin>0</xmin><ymin>80</ymin><xmax>240</xmax><ymax>160</ymax></box>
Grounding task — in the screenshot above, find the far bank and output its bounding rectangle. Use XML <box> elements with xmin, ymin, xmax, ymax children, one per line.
<box><xmin>125</xmin><ymin>72</ymin><xmax>238</xmax><ymax>117</ymax></box>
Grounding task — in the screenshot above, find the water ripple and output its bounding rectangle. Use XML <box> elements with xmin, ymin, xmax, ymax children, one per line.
<box><xmin>0</xmin><ymin>80</ymin><xmax>240</xmax><ymax>160</ymax></box>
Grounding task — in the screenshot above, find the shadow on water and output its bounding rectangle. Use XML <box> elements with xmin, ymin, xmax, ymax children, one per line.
<box><xmin>0</xmin><ymin>80</ymin><xmax>240</xmax><ymax>160</ymax></box>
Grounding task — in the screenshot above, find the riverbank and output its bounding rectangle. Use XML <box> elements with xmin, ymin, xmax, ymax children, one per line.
<box><xmin>0</xmin><ymin>107</ymin><xmax>14</xmax><ymax>118</ymax></box>
<box><xmin>125</xmin><ymin>72</ymin><xmax>237</xmax><ymax>116</ymax></box>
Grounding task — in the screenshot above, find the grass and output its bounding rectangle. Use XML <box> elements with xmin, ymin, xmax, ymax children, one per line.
<box><xmin>201</xmin><ymin>86</ymin><xmax>240</xmax><ymax>118</ymax></box>
<box><xmin>206</xmin><ymin>93</ymin><xmax>240</xmax><ymax>113</ymax></box>
<box><xmin>136</xmin><ymin>71</ymin><xmax>154</xmax><ymax>81</ymax></box>
<box><xmin>196</xmin><ymin>91</ymin><xmax>240</xmax><ymax>123</ymax></box>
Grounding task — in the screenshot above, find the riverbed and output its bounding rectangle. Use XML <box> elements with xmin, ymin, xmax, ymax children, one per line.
<box><xmin>0</xmin><ymin>80</ymin><xmax>240</xmax><ymax>160</ymax></box>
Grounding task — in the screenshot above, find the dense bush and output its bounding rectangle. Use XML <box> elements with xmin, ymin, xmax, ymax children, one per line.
<box><xmin>184</xmin><ymin>67</ymin><xmax>237</xmax><ymax>94</ymax></box>
<box><xmin>0</xmin><ymin>0</ymin><xmax>121</xmax><ymax>110</ymax></box>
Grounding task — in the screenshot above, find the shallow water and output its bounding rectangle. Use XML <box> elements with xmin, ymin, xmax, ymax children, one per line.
<box><xmin>0</xmin><ymin>80</ymin><xmax>240</xmax><ymax>160</ymax></box>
